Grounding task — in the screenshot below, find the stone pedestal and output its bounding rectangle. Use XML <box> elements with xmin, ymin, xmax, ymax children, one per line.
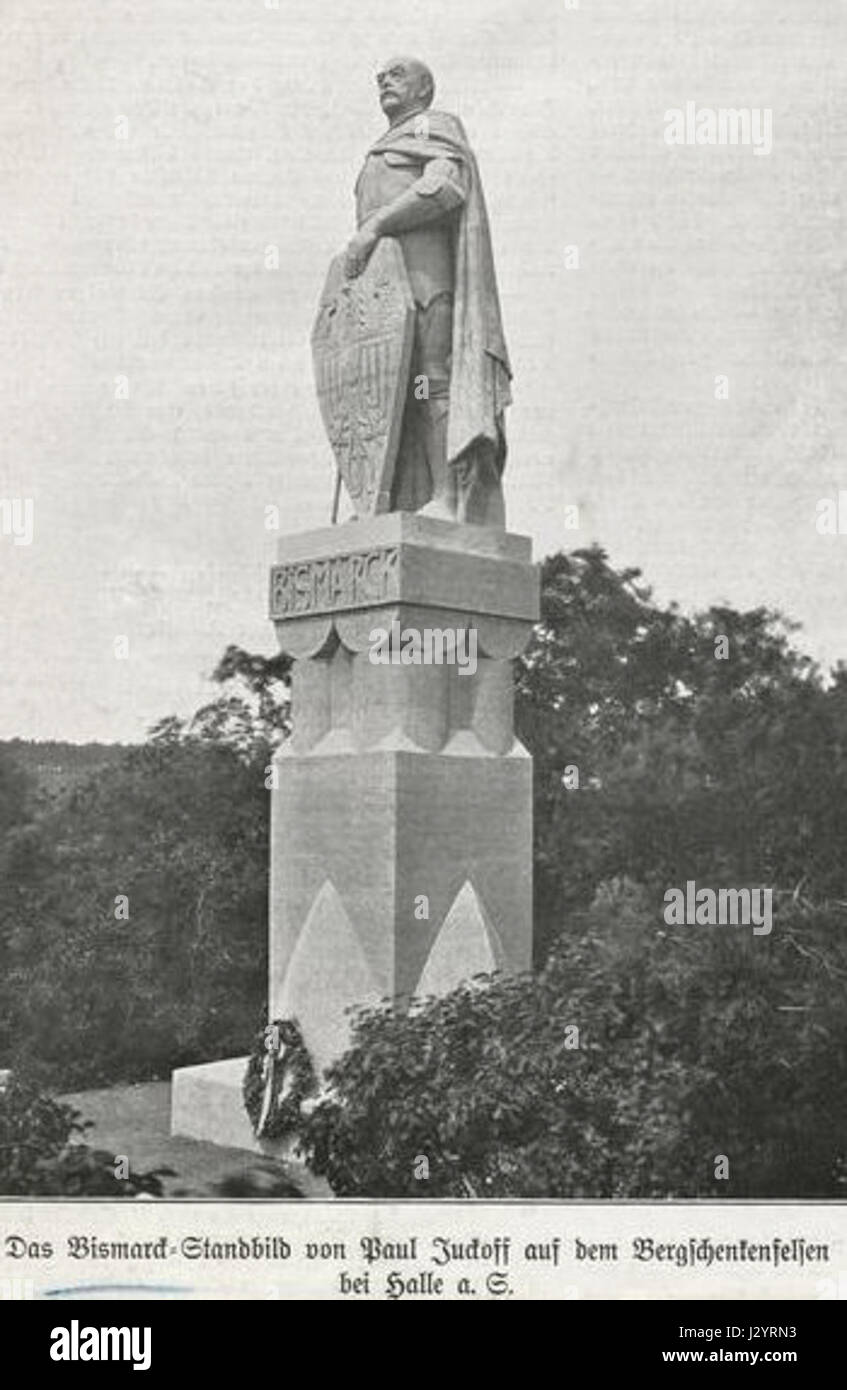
<box><xmin>171</xmin><ymin>512</ymin><xmax>538</xmax><ymax>1145</ymax></box>
<box><xmin>268</xmin><ymin>512</ymin><xmax>539</xmax><ymax>1072</ymax></box>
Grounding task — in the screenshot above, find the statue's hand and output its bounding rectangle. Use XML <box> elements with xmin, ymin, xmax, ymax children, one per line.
<box><xmin>344</xmin><ymin>225</ymin><xmax>379</xmax><ymax>278</ymax></box>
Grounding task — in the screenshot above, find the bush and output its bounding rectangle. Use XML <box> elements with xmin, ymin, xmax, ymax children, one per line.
<box><xmin>0</xmin><ymin>1077</ymin><xmax>170</xmax><ymax>1196</ymax></box>
<box><xmin>297</xmin><ymin>883</ymin><xmax>847</xmax><ymax>1199</ymax></box>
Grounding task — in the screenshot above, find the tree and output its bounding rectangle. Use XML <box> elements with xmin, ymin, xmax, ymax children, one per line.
<box><xmin>517</xmin><ymin>546</ymin><xmax>840</xmax><ymax>960</ymax></box>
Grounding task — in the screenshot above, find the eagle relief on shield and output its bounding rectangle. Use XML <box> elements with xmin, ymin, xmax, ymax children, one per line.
<box><xmin>311</xmin><ymin>237</ymin><xmax>415</xmax><ymax>515</ymax></box>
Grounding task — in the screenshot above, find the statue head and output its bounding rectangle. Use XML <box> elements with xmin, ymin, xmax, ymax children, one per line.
<box><xmin>376</xmin><ymin>56</ymin><xmax>435</xmax><ymax>124</ymax></box>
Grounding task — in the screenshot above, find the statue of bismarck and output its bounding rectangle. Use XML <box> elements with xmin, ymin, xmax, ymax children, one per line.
<box><xmin>343</xmin><ymin>56</ymin><xmax>512</xmax><ymax>527</ymax></box>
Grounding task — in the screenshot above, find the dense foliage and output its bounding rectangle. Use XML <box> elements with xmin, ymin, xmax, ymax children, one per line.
<box><xmin>516</xmin><ymin>548</ymin><xmax>847</xmax><ymax>961</ymax></box>
<box><xmin>0</xmin><ymin>648</ymin><xmax>289</xmax><ymax>1088</ymax></box>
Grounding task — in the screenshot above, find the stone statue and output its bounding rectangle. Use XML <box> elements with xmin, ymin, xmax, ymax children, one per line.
<box><xmin>337</xmin><ymin>57</ymin><xmax>512</xmax><ymax>528</ymax></box>
<box><xmin>170</xmin><ymin>69</ymin><xmax>535</xmax><ymax>1133</ymax></box>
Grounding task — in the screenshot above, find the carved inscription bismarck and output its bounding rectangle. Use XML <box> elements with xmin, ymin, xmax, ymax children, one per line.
<box><xmin>270</xmin><ymin>545</ymin><xmax>399</xmax><ymax>619</ymax></box>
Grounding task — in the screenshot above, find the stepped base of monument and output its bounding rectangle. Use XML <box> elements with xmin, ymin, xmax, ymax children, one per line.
<box><xmin>170</xmin><ymin>1056</ymin><xmax>290</xmax><ymax>1159</ymax></box>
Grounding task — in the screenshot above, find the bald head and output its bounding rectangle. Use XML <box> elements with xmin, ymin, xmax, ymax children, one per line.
<box><xmin>376</xmin><ymin>56</ymin><xmax>435</xmax><ymax>124</ymax></box>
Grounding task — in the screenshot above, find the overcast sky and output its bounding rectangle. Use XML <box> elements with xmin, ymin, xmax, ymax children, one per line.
<box><xmin>1</xmin><ymin>0</ymin><xmax>845</xmax><ymax>743</ymax></box>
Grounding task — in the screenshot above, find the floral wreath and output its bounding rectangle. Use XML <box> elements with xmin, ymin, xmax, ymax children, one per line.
<box><xmin>242</xmin><ymin>1017</ymin><xmax>317</xmax><ymax>1141</ymax></box>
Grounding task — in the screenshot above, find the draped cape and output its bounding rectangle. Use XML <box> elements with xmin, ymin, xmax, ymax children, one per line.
<box><xmin>365</xmin><ymin>109</ymin><xmax>512</xmax><ymax>471</ymax></box>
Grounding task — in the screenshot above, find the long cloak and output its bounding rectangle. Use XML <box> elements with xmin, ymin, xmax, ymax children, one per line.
<box><xmin>364</xmin><ymin>109</ymin><xmax>512</xmax><ymax>475</ymax></box>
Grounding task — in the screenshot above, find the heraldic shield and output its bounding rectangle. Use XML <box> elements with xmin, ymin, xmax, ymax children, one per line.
<box><xmin>311</xmin><ymin>238</ymin><xmax>416</xmax><ymax>515</ymax></box>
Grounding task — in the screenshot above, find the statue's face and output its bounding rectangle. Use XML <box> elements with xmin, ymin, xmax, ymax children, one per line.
<box><xmin>376</xmin><ymin>58</ymin><xmax>429</xmax><ymax>121</ymax></box>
